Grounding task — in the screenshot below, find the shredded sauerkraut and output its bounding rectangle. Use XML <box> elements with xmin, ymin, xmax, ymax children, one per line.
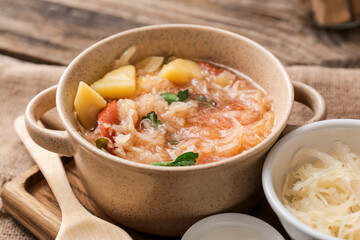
<box><xmin>282</xmin><ymin>141</ymin><xmax>360</xmax><ymax>240</ymax></box>
<box><xmin>84</xmin><ymin>57</ymin><xmax>275</xmax><ymax>165</ymax></box>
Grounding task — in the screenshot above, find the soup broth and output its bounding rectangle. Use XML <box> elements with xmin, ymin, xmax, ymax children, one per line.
<box><xmin>75</xmin><ymin>53</ymin><xmax>274</xmax><ymax>165</ymax></box>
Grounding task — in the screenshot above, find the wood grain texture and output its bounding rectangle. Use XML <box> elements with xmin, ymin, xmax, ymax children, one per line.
<box><xmin>14</xmin><ymin>114</ymin><xmax>133</xmax><ymax>240</ymax></box>
<box><xmin>2</xmin><ymin>166</ymin><xmax>61</xmax><ymax>240</ymax></box>
<box><xmin>0</xmin><ymin>0</ymin><xmax>359</xmax><ymax>67</ymax></box>
<box><xmin>1</xmin><ymin>159</ymin><xmax>291</xmax><ymax>240</ymax></box>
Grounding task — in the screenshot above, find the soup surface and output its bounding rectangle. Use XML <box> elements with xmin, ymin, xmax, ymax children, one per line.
<box><xmin>74</xmin><ymin>52</ymin><xmax>274</xmax><ymax>165</ymax></box>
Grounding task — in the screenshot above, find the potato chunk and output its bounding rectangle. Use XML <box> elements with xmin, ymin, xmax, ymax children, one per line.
<box><xmin>136</xmin><ymin>56</ymin><xmax>164</xmax><ymax>73</ymax></box>
<box><xmin>158</xmin><ymin>58</ymin><xmax>201</xmax><ymax>84</ymax></box>
<box><xmin>213</xmin><ymin>70</ymin><xmax>236</xmax><ymax>87</ymax></box>
<box><xmin>74</xmin><ymin>81</ymin><xmax>107</xmax><ymax>129</ymax></box>
<box><xmin>91</xmin><ymin>65</ymin><xmax>136</xmax><ymax>99</ymax></box>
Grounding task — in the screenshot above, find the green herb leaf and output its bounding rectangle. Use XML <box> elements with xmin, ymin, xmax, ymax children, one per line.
<box><xmin>161</xmin><ymin>93</ymin><xmax>179</xmax><ymax>105</ymax></box>
<box><xmin>142</xmin><ymin>111</ymin><xmax>161</xmax><ymax>128</ymax></box>
<box><xmin>161</xmin><ymin>89</ymin><xmax>189</xmax><ymax>105</ymax></box>
<box><xmin>167</xmin><ymin>139</ymin><xmax>179</xmax><ymax>145</ymax></box>
<box><xmin>150</xmin><ymin>152</ymin><xmax>198</xmax><ymax>166</ymax></box>
<box><xmin>95</xmin><ymin>137</ymin><xmax>109</xmax><ymax>152</ymax></box>
<box><xmin>198</xmin><ymin>95</ymin><xmax>208</xmax><ymax>102</ymax></box>
<box><xmin>177</xmin><ymin>89</ymin><xmax>189</xmax><ymax>102</ymax></box>
<box><xmin>197</xmin><ymin>95</ymin><xmax>217</xmax><ymax>107</ymax></box>
<box><xmin>208</xmin><ymin>100</ymin><xmax>217</xmax><ymax>107</ymax></box>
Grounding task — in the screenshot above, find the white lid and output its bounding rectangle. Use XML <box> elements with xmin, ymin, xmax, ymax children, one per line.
<box><xmin>182</xmin><ymin>213</ymin><xmax>285</xmax><ymax>240</ymax></box>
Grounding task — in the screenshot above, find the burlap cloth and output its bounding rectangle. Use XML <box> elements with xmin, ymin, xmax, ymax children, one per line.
<box><xmin>0</xmin><ymin>54</ymin><xmax>359</xmax><ymax>239</ymax></box>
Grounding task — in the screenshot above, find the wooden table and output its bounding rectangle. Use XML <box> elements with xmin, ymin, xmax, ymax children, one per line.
<box><xmin>1</xmin><ymin>0</ymin><xmax>360</xmax><ymax>239</ymax></box>
<box><xmin>1</xmin><ymin>0</ymin><xmax>360</xmax><ymax>68</ymax></box>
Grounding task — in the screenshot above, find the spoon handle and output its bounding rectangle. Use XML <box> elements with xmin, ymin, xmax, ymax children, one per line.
<box><xmin>14</xmin><ymin>115</ymin><xmax>82</xmax><ymax>214</ymax></box>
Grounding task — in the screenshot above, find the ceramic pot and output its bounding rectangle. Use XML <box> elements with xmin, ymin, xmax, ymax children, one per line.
<box><xmin>25</xmin><ymin>24</ymin><xmax>326</xmax><ymax>236</ymax></box>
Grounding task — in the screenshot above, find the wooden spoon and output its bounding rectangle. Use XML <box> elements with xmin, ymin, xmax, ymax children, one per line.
<box><xmin>14</xmin><ymin>115</ymin><xmax>133</xmax><ymax>240</ymax></box>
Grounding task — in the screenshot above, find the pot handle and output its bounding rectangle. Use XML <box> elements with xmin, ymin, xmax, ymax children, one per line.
<box><xmin>25</xmin><ymin>85</ymin><xmax>75</xmax><ymax>156</ymax></box>
<box><xmin>282</xmin><ymin>81</ymin><xmax>327</xmax><ymax>135</ymax></box>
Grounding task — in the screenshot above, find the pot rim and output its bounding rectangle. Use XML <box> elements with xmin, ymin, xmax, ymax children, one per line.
<box><xmin>57</xmin><ymin>23</ymin><xmax>293</xmax><ymax>172</ymax></box>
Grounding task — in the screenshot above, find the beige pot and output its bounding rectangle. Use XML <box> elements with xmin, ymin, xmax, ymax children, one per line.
<box><xmin>25</xmin><ymin>24</ymin><xmax>326</xmax><ymax>237</ymax></box>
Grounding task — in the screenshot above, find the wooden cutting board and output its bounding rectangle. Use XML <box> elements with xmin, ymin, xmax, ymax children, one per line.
<box><xmin>1</xmin><ymin>157</ymin><xmax>290</xmax><ymax>240</ymax></box>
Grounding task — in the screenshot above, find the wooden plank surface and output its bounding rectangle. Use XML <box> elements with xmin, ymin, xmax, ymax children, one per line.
<box><xmin>1</xmin><ymin>158</ymin><xmax>291</xmax><ymax>240</ymax></box>
<box><xmin>0</xmin><ymin>0</ymin><xmax>359</xmax><ymax>67</ymax></box>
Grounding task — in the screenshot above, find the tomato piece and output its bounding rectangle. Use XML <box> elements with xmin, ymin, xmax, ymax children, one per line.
<box><xmin>108</xmin><ymin>147</ymin><xmax>116</xmax><ymax>155</ymax></box>
<box><xmin>198</xmin><ymin>61</ymin><xmax>223</xmax><ymax>75</ymax></box>
<box><xmin>97</xmin><ymin>100</ymin><xmax>120</xmax><ymax>142</ymax></box>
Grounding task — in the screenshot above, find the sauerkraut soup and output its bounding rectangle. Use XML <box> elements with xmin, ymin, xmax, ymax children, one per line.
<box><xmin>74</xmin><ymin>47</ymin><xmax>275</xmax><ymax>166</ymax></box>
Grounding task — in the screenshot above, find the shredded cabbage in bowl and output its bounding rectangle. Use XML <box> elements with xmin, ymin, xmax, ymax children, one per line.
<box><xmin>282</xmin><ymin>141</ymin><xmax>360</xmax><ymax>240</ymax></box>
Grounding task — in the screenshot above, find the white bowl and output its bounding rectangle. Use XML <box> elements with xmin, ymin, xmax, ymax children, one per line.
<box><xmin>262</xmin><ymin>119</ymin><xmax>360</xmax><ymax>240</ymax></box>
<box><xmin>181</xmin><ymin>213</ymin><xmax>284</xmax><ymax>240</ymax></box>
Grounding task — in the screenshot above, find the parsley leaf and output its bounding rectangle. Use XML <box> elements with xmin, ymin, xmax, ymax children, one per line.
<box><xmin>142</xmin><ymin>111</ymin><xmax>161</xmax><ymax>128</ymax></box>
<box><xmin>150</xmin><ymin>152</ymin><xmax>198</xmax><ymax>166</ymax></box>
<box><xmin>95</xmin><ymin>137</ymin><xmax>109</xmax><ymax>152</ymax></box>
<box><xmin>177</xmin><ymin>89</ymin><xmax>189</xmax><ymax>102</ymax></box>
<box><xmin>167</xmin><ymin>139</ymin><xmax>179</xmax><ymax>145</ymax></box>
<box><xmin>198</xmin><ymin>95</ymin><xmax>208</xmax><ymax>103</ymax></box>
<box><xmin>208</xmin><ymin>100</ymin><xmax>217</xmax><ymax>107</ymax></box>
<box><xmin>161</xmin><ymin>93</ymin><xmax>179</xmax><ymax>105</ymax></box>
<box><xmin>161</xmin><ymin>89</ymin><xmax>189</xmax><ymax>105</ymax></box>
<box><xmin>197</xmin><ymin>95</ymin><xmax>217</xmax><ymax>107</ymax></box>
